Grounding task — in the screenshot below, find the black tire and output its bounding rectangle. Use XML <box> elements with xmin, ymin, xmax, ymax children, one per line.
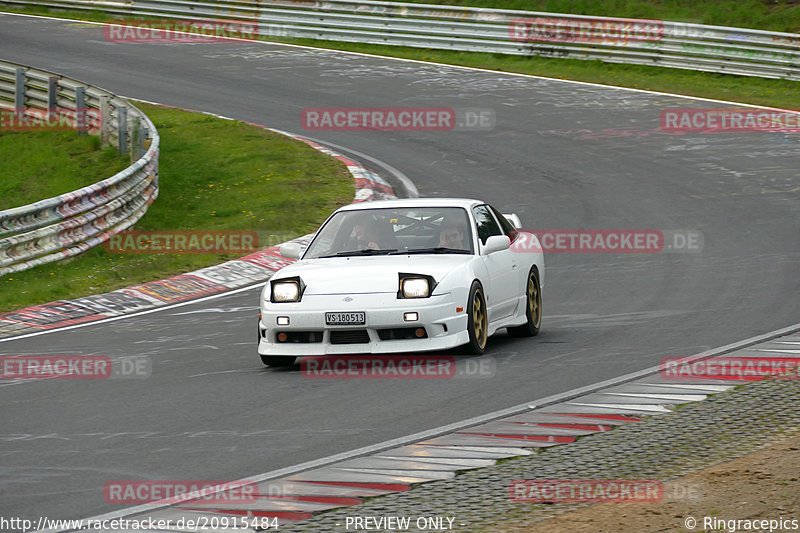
<box><xmin>260</xmin><ymin>355</ymin><xmax>297</xmax><ymax>368</ymax></box>
<box><xmin>508</xmin><ymin>267</ymin><xmax>542</xmax><ymax>337</ymax></box>
<box><xmin>463</xmin><ymin>281</ymin><xmax>488</xmax><ymax>355</ymax></box>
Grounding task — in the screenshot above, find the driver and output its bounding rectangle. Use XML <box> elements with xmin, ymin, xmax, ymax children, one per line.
<box><xmin>438</xmin><ymin>221</ymin><xmax>466</xmax><ymax>249</ymax></box>
<box><xmin>352</xmin><ymin>221</ymin><xmax>381</xmax><ymax>250</ymax></box>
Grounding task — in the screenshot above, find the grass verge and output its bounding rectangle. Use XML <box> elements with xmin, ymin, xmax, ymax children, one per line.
<box><xmin>0</xmin><ymin>103</ymin><xmax>354</xmax><ymax>312</ymax></box>
<box><xmin>0</xmin><ymin>131</ymin><xmax>129</xmax><ymax>210</ymax></box>
<box><xmin>0</xmin><ymin>3</ymin><xmax>797</xmax><ymax>111</ymax></box>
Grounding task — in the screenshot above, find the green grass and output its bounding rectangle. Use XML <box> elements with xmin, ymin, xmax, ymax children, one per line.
<box><xmin>1</xmin><ymin>2</ymin><xmax>797</xmax><ymax>111</ymax></box>
<box><xmin>0</xmin><ymin>103</ymin><xmax>354</xmax><ymax>312</ymax></box>
<box><xmin>0</xmin><ymin>131</ymin><xmax>129</xmax><ymax>210</ymax></box>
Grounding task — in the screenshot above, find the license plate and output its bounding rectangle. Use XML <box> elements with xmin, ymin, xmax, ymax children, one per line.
<box><xmin>325</xmin><ymin>312</ymin><xmax>366</xmax><ymax>325</ymax></box>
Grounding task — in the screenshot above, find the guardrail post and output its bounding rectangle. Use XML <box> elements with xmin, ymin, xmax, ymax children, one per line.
<box><xmin>47</xmin><ymin>76</ymin><xmax>58</xmax><ymax>121</ymax></box>
<box><xmin>130</xmin><ymin>115</ymin><xmax>140</xmax><ymax>162</ymax></box>
<box><xmin>75</xmin><ymin>86</ymin><xmax>87</xmax><ymax>136</ymax></box>
<box><xmin>14</xmin><ymin>68</ymin><xmax>25</xmax><ymax>110</ymax></box>
<box><xmin>139</xmin><ymin>126</ymin><xmax>148</xmax><ymax>158</ymax></box>
<box><xmin>100</xmin><ymin>95</ymin><xmax>111</xmax><ymax>146</ymax></box>
<box><xmin>117</xmin><ymin>106</ymin><xmax>128</xmax><ymax>154</ymax></box>
<box><xmin>100</xmin><ymin>96</ymin><xmax>110</xmax><ymax>146</ymax></box>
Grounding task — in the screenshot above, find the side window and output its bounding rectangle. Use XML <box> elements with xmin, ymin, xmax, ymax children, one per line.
<box><xmin>472</xmin><ymin>205</ymin><xmax>502</xmax><ymax>245</ymax></box>
<box><xmin>489</xmin><ymin>205</ymin><xmax>518</xmax><ymax>239</ymax></box>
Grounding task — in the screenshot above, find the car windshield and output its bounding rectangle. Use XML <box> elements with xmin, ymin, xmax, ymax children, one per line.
<box><xmin>304</xmin><ymin>207</ymin><xmax>474</xmax><ymax>259</ymax></box>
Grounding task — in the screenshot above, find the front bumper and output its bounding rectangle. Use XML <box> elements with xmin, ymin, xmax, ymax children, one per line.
<box><xmin>258</xmin><ymin>292</ymin><xmax>469</xmax><ymax>356</ymax></box>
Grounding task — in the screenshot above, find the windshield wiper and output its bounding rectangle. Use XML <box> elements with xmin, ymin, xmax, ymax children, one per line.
<box><xmin>392</xmin><ymin>247</ymin><xmax>471</xmax><ymax>255</ymax></box>
<box><xmin>320</xmin><ymin>248</ymin><xmax>398</xmax><ymax>258</ymax></box>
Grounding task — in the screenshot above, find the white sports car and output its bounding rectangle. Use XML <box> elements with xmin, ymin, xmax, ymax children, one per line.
<box><xmin>257</xmin><ymin>198</ymin><xmax>544</xmax><ymax>367</ymax></box>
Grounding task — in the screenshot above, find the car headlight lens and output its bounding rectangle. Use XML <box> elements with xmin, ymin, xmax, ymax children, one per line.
<box><xmin>272</xmin><ymin>280</ymin><xmax>301</xmax><ymax>302</ymax></box>
<box><xmin>401</xmin><ymin>278</ymin><xmax>430</xmax><ymax>299</ymax></box>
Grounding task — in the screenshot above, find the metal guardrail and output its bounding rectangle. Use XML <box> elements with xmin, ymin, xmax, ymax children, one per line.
<box><xmin>1</xmin><ymin>0</ymin><xmax>798</xmax><ymax>80</ymax></box>
<box><xmin>0</xmin><ymin>60</ymin><xmax>160</xmax><ymax>275</ymax></box>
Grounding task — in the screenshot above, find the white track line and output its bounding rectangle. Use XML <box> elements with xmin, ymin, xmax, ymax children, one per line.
<box><xmin>0</xmin><ymin>282</ymin><xmax>262</xmax><ymax>344</ymax></box>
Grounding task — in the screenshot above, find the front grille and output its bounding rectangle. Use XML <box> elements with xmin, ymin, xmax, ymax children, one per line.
<box><xmin>330</xmin><ymin>329</ymin><xmax>370</xmax><ymax>344</ymax></box>
<box><xmin>377</xmin><ymin>327</ymin><xmax>428</xmax><ymax>340</ymax></box>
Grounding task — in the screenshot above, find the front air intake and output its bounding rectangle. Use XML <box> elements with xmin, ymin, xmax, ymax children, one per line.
<box><xmin>329</xmin><ymin>330</ymin><xmax>370</xmax><ymax>344</ymax></box>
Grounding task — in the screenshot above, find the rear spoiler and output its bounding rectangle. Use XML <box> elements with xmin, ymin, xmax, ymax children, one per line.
<box><xmin>503</xmin><ymin>213</ymin><xmax>522</xmax><ymax>230</ymax></box>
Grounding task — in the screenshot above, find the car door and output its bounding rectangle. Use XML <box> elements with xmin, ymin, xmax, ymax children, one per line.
<box><xmin>472</xmin><ymin>205</ymin><xmax>517</xmax><ymax>321</ymax></box>
<box><xmin>489</xmin><ymin>204</ymin><xmax>526</xmax><ymax>315</ymax></box>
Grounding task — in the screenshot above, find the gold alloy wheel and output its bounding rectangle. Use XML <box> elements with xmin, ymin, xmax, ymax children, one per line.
<box><xmin>473</xmin><ymin>289</ymin><xmax>488</xmax><ymax>349</ymax></box>
<box><xmin>528</xmin><ymin>271</ymin><xmax>542</xmax><ymax>328</ymax></box>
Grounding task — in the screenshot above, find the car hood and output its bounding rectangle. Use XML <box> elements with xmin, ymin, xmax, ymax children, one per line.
<box><xmin>272</xmin><ymin>255</ymin><xmax>471</xmax><ymax>295</ymax></box>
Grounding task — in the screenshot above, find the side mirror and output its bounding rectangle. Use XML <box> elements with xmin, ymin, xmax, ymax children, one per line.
<box><xmin>279</xmin><ymin>242</ymin><xmax>302</xmax><ymax>259</ymax></box>
<box><xmin>481</xmin><ymin>235</ymin><xmax>510</xmax><ymax>255</ymax></box>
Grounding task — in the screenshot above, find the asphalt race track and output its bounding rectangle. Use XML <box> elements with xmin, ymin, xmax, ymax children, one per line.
<box><xmin>1</xmin><ymin>13</ymin><xmax>798</xmax><ymax>525</ymax></box>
